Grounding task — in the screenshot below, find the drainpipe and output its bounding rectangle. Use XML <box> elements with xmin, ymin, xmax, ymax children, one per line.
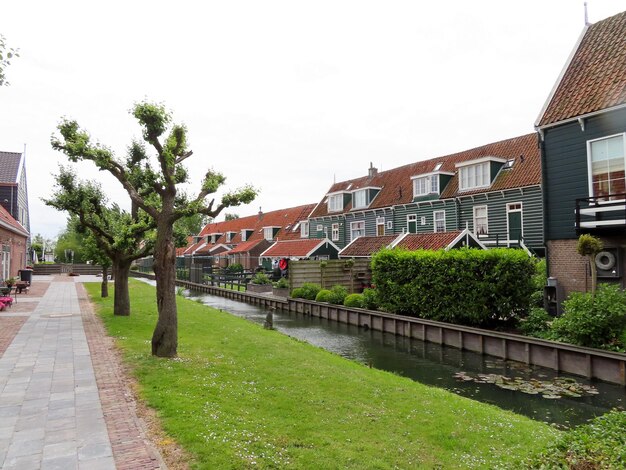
<box><xmin>454</xmin><ymin>197</ymin><xmax>461</xmax><ymax>232</ymax></box>
<box><xmin>537</xmin><ymin>131</ymin><xmax>550</xmax><ymax>275</ymax></box>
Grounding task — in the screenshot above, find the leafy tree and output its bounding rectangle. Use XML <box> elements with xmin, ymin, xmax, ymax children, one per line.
<box><xmin>0</xmin><ymin>34</ymin><xmax>19</xmax><ymax>86</ymax></box>
<box><xmin>55</xmin><ymin>224</ymin><xmax>89</xmax><ymax>263</ymax></box>
<box><xmin>45</xmin><ymin>167</ymin><xmax>155</xmax><ymax>315</ymax></box>
<box><xmin>224</xmin><ymin>213</ymin><xmax>239</xmax><ymax>221</ymax></box>
<box><xmin>51</xmin><ymin>101</ymin><xmax>257</xmax><ymax>356</ymax></box>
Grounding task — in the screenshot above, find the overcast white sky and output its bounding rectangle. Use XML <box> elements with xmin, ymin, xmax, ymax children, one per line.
<box><xmin>1</xmin><ymin>1</ymin><xmax>625</xmax><ymax>239</ymax></box>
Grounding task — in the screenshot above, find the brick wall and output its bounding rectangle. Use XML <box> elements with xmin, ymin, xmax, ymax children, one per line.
<box><xmin>548</xmin><ymin>236</ymin><xmax>626</xmax><ymax>297</ymax></box>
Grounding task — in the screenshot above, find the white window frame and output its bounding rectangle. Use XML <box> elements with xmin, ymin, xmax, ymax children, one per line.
<box><xmin>412</xmin><ymin>175</ymin><xmax>439</xmax><ymax>197</ymax></box>
<box><xmin>331</xmin><ymin>223</ymin><xmax>340</xmax><ymax>241</ymax></box>
<box><xmin>350</xmin><ymin>220</ymin><xmax>365</xmax><ymax>240</ymax></box>
<box><xmin>433</xmin><ymin>210</ymin><xmax>446</xmax><ymax>233</ymax></box>
<box><xmin>316</xmin><ymin>224</ymin><xmax>323</xmax><ymax>232</ymax></box>
<box><xmin>473</xmin><ymin>205</ymin><xmax>488</xmax><ymax>236</ymax></box>
<box><xmin>263</xmin><ymin>227</ymin><xmax>277</xmax><ymax>241</ymax></box>
<box><xmin>300</xmin><ymin>221</ymin><xmax>309</xmax><ymax>238</ymax></box>
<box><xmin>327</xmin><ymin>194</ymin><xmax>344</xmax><ymax>212</ymax></box>
<box><xmin>353</xmin><ymin>189</ymin><xmax>368</xmax><ymax>209</ymax></box>
<box><xmin>459</xmin><ymin>162</ymin><xmax>490</xmax><ymax>191</ymax></box>
<box><xmin>587</xmin><ymin>133</ymin><xmax>626</xmax><ymax>202</ymax></box>
<box><xmin>506</xmin><ymin>202</ymin><xmax>523</xmax><ymax>245</ymax></box>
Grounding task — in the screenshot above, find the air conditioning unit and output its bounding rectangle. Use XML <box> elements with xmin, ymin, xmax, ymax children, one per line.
<box><xmin>595</xmin><ymin>248</ymin><xmax>621</xmax><ymax>278</ymax></box>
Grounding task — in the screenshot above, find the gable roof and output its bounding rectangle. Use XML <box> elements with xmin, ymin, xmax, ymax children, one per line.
<box><xmin>309</xmin><ymin>133</ymin><xmax>540</xmax><ymax>218</ymax></box>
<box><xmin>260</xmin><ymin>238</ymin><xmax>339</xmax><ymax>258</ymax></box>
<box><xmin>536</xmin><ymin>11</ymin><xmax>626</xmax><ymax>128</ymax></box>
<box><xmin>394</xmin><ymin>229</ymin><xmax>485</xmax><ymax>251</ymax></box>
<box><xmin>0</xmin><ymin>151</ymin><xmax>22</xmax><ymax>184</ymax></box>
<box><xmin>0</xmin><ymin>204</ymin><xmax>29</xmax><ymax>237</ymax></box>
<box><xmin>338</xmin><ymin>235</ymin><xmax>398</xmax><ymax>258</ymax></box>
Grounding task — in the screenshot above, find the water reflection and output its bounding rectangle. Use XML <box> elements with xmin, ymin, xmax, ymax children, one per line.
<box><xmin>147</xmin><ymin>280</ymin><xmax>626</xmax><ymax>427</ymax></box>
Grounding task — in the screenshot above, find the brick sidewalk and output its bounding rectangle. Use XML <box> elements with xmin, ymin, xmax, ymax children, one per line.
<box><xmin>0</xmin><ymin>276</ymin><xmax>167</xmax><ymax>470</ymax></box>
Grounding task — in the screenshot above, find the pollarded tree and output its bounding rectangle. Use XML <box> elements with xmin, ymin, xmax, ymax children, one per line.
<box><xmin>45</xmin><ymin>167</ymin><xmax>156</xmax><ymax>315</ymax></box>
<box><xmin>51</xmin><ymin>101</ymin><xmax>257</xmax><ymax>357</ymax></box>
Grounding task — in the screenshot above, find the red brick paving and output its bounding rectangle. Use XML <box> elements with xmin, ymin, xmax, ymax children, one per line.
<box><xmin>76</xmin><ymin>282</ymin><xmax>166</xmax><ymax>470</ymax></box>
<box><xmin>0</xmin><ymin>317</ymin><xmax>27</xmax><ymax>356</ymax></box>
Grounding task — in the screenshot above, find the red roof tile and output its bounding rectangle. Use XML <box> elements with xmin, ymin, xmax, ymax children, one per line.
<box><xmin>261</xmin><ymin>239</ymin><xmax>336</xmax><ymax>258</ymax></box>
<box><xmin>228</xmin><ymin>239</ymin><xmax>266</xmax><ymax>254</ymax></box>
<box><xmin>538</xmin><ymin>11</ymin><xmax>626</xmax><ymax>127</ymax></box>
<box><xmin>395</xmin><ymin>231</ymin><xmax>462</xmax><ymax>251</ymax></box>
<box><xmin>338</xmin><ymin>235</ymin><xmax>398</xmax><ymax>257</ymax></box>
<box><xmin>0</xmin><ymin>204</ymin><xmax>28</xmax><ymax>237</ymax></box>
<box><xmin>309</xmin><ymin>134</ymin><xmax>539</xmax><ymax>218</ymax></box>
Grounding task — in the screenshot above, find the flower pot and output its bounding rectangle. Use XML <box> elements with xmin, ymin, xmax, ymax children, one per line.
<box><xmin>272</xmin><ymin>287</ymin><xmax>290</xmax><ymax>297</ymax></box>
<box><xmin>247</xmin><ymin>284</ymin><xmax>272</xmax><ymax>294</ymax></box>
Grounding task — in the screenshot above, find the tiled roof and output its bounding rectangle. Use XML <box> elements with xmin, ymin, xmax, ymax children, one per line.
<box><xmin>261</xmin><ymin>239</ymin><xmax>335</xmax><ymax>258</ymax></box>
<box><xmin>228</xmin><ymin>239</ymin><xmax>266</xmax><ymax>254</ymax></box>
<box><xmin>338</xmin><ymin>235</ymin><xmax>398</xmax><ymax>258</ymax></box>
<box><xmin>0</xmin><ymin>151</ymin><xmax>22</xmax><ymax>184</ymax></box>
<box><xmin>0</xmin><ymin>203</ymin><xmax>28</xmax><ymax>237</ymax></box>
<box><xmin>537</xmin><ymin>11</ymin><xmax>626</xmax><ymax>127</ymax></box>
<box><xmin>395</xmin><ymin>231</ymin><xmax>462</xmax><ymax>251</ymax></box>
<box><xmin>309</xmin><ymin>133</ymin><xmax>539</xmax><ymax>218</ymax></box>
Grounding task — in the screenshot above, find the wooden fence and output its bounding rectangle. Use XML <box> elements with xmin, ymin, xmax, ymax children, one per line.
<box><xmin>290</xmin><ymin>259</ymin><xmax>372</xmax><ymax>292</ymax></box>
<box><xmin>33</xmin><ymin>263</ymin><xmax>103</xmax><ymax>275</ymax></box>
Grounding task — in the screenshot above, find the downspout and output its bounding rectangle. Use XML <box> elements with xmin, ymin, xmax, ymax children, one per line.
<box><xmin>454</xmin><ymin>197</ymin><xmax>461</xmax><ymax>232</ymax></box>
<box><xmin>537</xmin><ymin>130</ymin><xmax>550</xmax><ymax>275</ymax></box>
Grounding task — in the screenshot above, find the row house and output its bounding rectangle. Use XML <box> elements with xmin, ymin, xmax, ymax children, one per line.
<box><xmin>536</xmin><ymin>10</ymin><xmax>626</xmax><ymax>296</ymax></box>
<box><xmin>308</xmin><ymin>133</ymin><xmax>543</xmax><ymax>255</ymax></box>
<box><xmin>183</xmin><ymin>203</ymin><xmax>317</xmax><ymax>271</ymax></box>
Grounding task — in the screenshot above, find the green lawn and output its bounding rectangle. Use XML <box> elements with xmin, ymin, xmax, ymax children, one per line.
<box><xmin>86</xmin><ymin>280</ymin><xmax>558</xmax><ymax>469</ymax></box>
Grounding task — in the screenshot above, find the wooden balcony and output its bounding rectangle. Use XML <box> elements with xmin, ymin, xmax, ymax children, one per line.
<box><xmin>575</xmin><ymin>194</ymin><xmax>626</xmax><ymax>233</ymax></box>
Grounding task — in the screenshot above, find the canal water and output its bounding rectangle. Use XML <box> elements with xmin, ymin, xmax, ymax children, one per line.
<box><xmin>160</xmin><ymin>281</ymin><xmax>625</xmax><ymax>427</ymax></box>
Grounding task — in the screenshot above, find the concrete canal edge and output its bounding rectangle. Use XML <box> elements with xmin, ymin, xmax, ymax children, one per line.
<box><xmin>132</xmin><ymin>271</ymin><xmax>626</xmax><ymax>386</ymax></box>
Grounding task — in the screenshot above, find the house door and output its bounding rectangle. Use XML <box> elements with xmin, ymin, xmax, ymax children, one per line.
<box><xmin>407</xmin><ymin>215</ymin><xmax>417</xmax><ymax>233</ymax></box>
<box><xmin>507</xmin><ymin>203</ymin><xmax>523</xmax><ymax>245</ymax></box>
<box><xmin>1</xmin><ymin>247</ymin><xmax>10</xmax><ymax>280</ymax></box>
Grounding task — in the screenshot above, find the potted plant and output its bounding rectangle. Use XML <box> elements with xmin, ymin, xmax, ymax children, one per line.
<box><xmin>272</xmin><ymin>277</ymin><xmax>290</xmax><ymax>297</ymax></box>
<box><xmin>5</xmin><ymin>277</ymin><xmax>17</xmax><ymax>288</ymax></box>
<box><xmin>247</xmin><ymin>272</ymin><xmax>273</xmax><ymax>293</ymax></box>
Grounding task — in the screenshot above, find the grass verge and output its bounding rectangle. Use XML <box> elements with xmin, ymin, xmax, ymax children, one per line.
<box><xmin>86</xmin><ymin>279</ymin><xmax>558</xmax><ymax>469</ymax></box>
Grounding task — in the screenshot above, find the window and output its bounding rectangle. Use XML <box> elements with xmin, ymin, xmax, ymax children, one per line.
<box><xmin>420</xmin><ymin>216</ymin><xmax>426</xmax><ymax>225</ymax></box>
<box><xmin>300</xmin><ymin>221</ymin><xmax>309</xmax><ymax>238</ymax></box>
<box><xmin>433</xmin><ymin>210</ymin><xmax>445</xmax><ymax>233</ymax></box>
<box><xmin>588</xmin><ymin>134</ymin><xmax>626</xmax><ymax>201</ymax></box>
<box><xmin>473</xmin><ymin>206</ymin><xmax>488</xmax><ymax>236</ymax></box>
<box><xmin>331</xmin><ymin>223</ymin><xmax>339</xmax><ymax>241</ymax></box>
<box><xmin>459</xmin><ymin>162</ymin><xmax>490</xmax><ymax>191</ymax></box>
<box><xmin>263</xmin><ymin>227</ymin><xmax>277</xmax><ymax>240</ymax></box>
<box><xmin>350</xmin><ymin>221</ymin><xmax>365</xmax><ymax>240</ymax></box>
<box><xmin>226</xmin><ymin>232</ymin><xmax>235</xmax><ymax>242</ymax></box>
<box><xmin>376</xmin><ymin>217</ymin><xmax>385</xmax><ymax>236</ymax></box>
<box><xmin>316</xmin><ymin>224</ymin><xmax>323</xmax><ymax>232</ymax></box>
<box><xmin>241</xmin><ymin>229</ymin><xmax>249</xmax><ymax>241</ymax></box>
<box><xmin>353</xmin><ymin>189</ymin><xmax>367</xmax><ymax>209</ymax></box>
<box><xmin>412</xmin><ymin>175</ymin><xmax>439</xmax><ymax>197</ymax></box>
<box><xmin>328</xmin><ymin>194</ymin><xmax>344</xmax><ymax>212</ymax></box>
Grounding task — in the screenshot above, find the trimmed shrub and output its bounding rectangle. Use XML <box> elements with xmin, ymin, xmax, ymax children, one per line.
<box><xmin>361</xmin><ymin>288</ymin><xmax>379</xmax><ymax>310</ymax></box>
<box><xmin>226</xmin><ymin>263</ymin><xmax>244</xmax><ymax>273</ymax></box>
<box><xmin>524</xmin><ymin>410</ymin><xmax>626</xmax><ymax>469</ymax></box>
<box><xmin>344</xmin><ymin>293</ymin><xmax>365</xmax><ymax>308</ymax></box>
<box><xmin>291</xmin><ymin>282</ymin><xmax>321</xmax><ymax>300</ymax></box>
<box><xmin>328</xmin><ymin>285</ymin><xmax>348</xmax><ymax>305</ymax></box>
<box><xmin>549</xmin><ymin>283</ymin><xmax>626</xmax><ymax>350</ymax></box>
<box><xmin>529</xmin><ymin>258</ymin><xmax>547</xmax><ymax>308</ymax></box>
<box><xmin>315</xmin><ymin>289</ymin><xmax>333</xmax><ymax>303</ymax></box>
<box><xmin>273</xmin><ymin>277</ymin><xmax>289</xmax><ymax>289</ymax></box>
<box><xmin>251</xmin><ymin>272</ymin><xmax>272</xmax><ymax>285</ymax></box>
<box><xmin>371</xmin><ymin>247</ymin><xmax>535</xmax><ymax>327</ymax></box>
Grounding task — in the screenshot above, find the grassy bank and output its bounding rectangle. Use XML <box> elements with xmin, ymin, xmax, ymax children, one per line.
<box><xmin>86</xmin><ymin>280</ymin><xmax>558</xmax><ymax>469</ymax></box>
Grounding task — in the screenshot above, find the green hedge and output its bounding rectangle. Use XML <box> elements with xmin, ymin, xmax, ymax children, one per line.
<box><xmin>371</xmin><ymin>248</ymin><xmax>535</xmax><ymax>326</ymax></box>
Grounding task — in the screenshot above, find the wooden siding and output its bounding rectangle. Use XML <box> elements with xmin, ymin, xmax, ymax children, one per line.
<box><xmin>543</xmin><ymin>107</ymin><xmax>626</xmax><ymax>240</ymax></box>
<box><xmin>457</xmin><ymin>186</ymin><xmax>543</xmax><ymax>249</ymax></box>
<box><xmin>394</xmin><ymin>200</ymin><xmax>457</xmax><ymax>234</ymax></box>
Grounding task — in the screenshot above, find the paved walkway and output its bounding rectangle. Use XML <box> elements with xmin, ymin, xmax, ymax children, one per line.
<box><xmin>0</xmin><ymin>276</ymin><xmax>165</xmax><ymax>470</ymax></box>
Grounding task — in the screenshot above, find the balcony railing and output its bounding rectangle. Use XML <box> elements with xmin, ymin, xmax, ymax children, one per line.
<box><xmin>575</xmin><ymin>194</ymin><xmax>626</xmax><ymax>232</ymax></box>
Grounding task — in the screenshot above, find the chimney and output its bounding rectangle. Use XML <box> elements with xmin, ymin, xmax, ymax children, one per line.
<box><xmin>368</xmin><ymin>162</ymin><xmax>378</xmax><ymax>178</ymax></box>
<box><xmin>258</xmin><ymin>206</ymin><xmax>264</xmax><ymax>220</ymax></box>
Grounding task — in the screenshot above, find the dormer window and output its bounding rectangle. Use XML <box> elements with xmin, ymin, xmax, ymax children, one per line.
<box><xmin>241</xmin><ymin>229</ymin><xmax>254</xmax><ymax>242</ymax></box>
<box><xmin>353</xmin><ymin>189</ymin><xmax>367</xmax><ymax>209</ymax></box>
<box><xmin>328</xmin><ymin>194</ymin><xmax>344</xmax><ymax>212</ymax></box>
<box><xmin>300</xmin><ymin>221</ymin><xmax>309</xmax><ymax>238</ymax></box>
<box><xmin>225</xmin><ymin>231</ymin><xmax>236</xmax><ymax>242</ymax></box>
<box><xmin>263</xmin><ymin>226</ymin><xmax>280</xmax><ymax>241</ymax></box>
<box><xmin>413</xmin><ymin>175</ymin><xmax>439</xmax><ymax>196</ymax></box>
<box><xmin>456</xmin><ymin>157</ymin><xmax>506</xmax><ymax>191</ymax></box>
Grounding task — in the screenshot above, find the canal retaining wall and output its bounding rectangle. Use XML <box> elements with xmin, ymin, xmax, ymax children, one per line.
<box><xmin>132</xmin><ymin>271</ymin><xmax>626</xmax><ymax>386</ymax></box>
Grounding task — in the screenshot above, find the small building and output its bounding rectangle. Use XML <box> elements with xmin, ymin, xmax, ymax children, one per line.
<box><xmin>0</xmin><ymin>204</ymin><xmax>29</xmax><ymax>279</ymax></box>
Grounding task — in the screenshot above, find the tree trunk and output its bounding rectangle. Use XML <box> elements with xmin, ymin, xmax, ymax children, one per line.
<box><xmin>151</xmin><ymin>218</ymin><xmax>178</xmax><ymax>357</ymax></box>
<box><xmin>113</xmin><ymin>258</ymin><xmax>132</xmax><ymax>316</ymax></box>
<box><xmin>101</xmin><ymin>265</ymin><xmax>109</xmax><ymax>298</ymax></box>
